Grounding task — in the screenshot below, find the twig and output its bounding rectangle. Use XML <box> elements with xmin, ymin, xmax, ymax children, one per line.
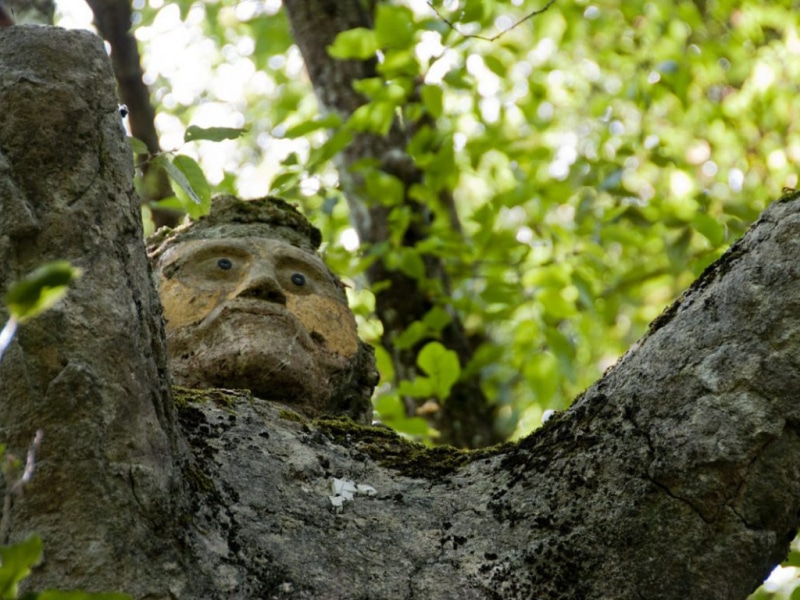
<box><xmin>0</xmin><ymin>430</ymin><xmax>43</xmax><ymax>544</ymax></box>
<box><xmin>0</xmin><ymin>317</ymin><xmax>17</xmax><ymax>362</ymax></box>
<box><xmin>426</xmin><ymin>0</ymin><xmax>558</xmax><ymax>43</ymax></box>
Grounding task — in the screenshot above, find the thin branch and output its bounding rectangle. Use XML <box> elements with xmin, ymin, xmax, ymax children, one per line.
<box><xmin>0</xmin><ymin>317</ymin><xmax>17</xmax><ymax>362</ymax></box>
<box><xmin>426</xmin><ymin>0</ymin><xmax>558</xmax><ymax>43</ymax></box>
<box><xmin>0</xmin><ymin>430</ymin><xmax>43</xmax><ymax>544</ymax></box>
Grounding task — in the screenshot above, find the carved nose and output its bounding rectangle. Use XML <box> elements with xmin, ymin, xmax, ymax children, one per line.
<box><xmin>237</xmin><ymin>270</ymin><xmax>286</xmax><ymax>305</ymax></box>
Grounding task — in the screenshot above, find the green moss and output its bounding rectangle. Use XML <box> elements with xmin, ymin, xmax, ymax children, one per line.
<box><xmin>314</xmin><ymin>416</ymin><xmax>515</xmax><ymax>479</ymax></box>
<box><xmin>278</xmin><ymin>409</ymin><xmax>308</xmax><ymax>423</ymax></box>
<box><xmin>184</xmin><ymin>462</ymin><xmax>216</xmax><ymax>494</ymax></box>
<box><xmin>777</xmin><ymin>188</ymin><xmax>800</xmax><ymax>203</ymax></box>
<box><xmin>172</xmin><ymin>386</ymin><xmax>248</xmax><ymax>413</ymax></box>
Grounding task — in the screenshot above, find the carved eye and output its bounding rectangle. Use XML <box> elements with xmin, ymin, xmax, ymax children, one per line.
<box><xmin>290</xmin><ymin>273</ymin><xmax>306</xmax><ymax>286</ymax></box>
<box><xmin>217</xmin><ymin>258</ymin><xmax>233</xmax><ymax>270</ymax></box>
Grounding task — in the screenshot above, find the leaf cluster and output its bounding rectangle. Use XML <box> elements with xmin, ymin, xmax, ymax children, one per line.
<box><xmin>124</xmin><ymin>1</ymin><xmax>800</xmax><ymax>449</ymax></box>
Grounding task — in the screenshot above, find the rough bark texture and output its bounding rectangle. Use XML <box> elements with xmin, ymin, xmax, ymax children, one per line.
<box><xmin>0</xmin><ymin>26</ymin><xmax>189</xmax><ymax>596</ymax></box>
<box><xmin>283</xmin><ymin>0</ymin><xmax>501</xmax><ymax>449</ymax></box>
<box><xmin>84</xmin><ymin>0</ymin><xmax>179</xmax><ymax>228</ymax></box>
<box><xmin>2</xmin><ymin>25</ymin><xmax>800</xmax><ymax>600</ymax></box>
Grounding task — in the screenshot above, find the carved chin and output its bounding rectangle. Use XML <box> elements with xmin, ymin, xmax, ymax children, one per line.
<box><xmin>166</xmin><ymin>310</ymin><xmax>350</xmax><ymax>414</ymax></box>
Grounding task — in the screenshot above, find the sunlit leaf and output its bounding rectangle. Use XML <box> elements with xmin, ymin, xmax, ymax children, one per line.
<box><xmin>0</xmin><ymin>535</ymin><xmax>42</xmax><ymax>598</ymax></box>
<box><xmin>692</xmin><ymin>213</ymin><xmax>726</xmax><ymax>247</ymax></box>
<box><xmin>375</xmin><ymin>4</ymin><xmax>415</xmax><ymax>49</ymax></box>
<box><xmin>5</xmin><ymin>261</ymin><xmax>82</xmax><ymax>323</ymax></box>
<box><xmin>153</xmin><ymin>155</ymin><xmax>209</xmax><ymax>216</ymax></box>
<box><xmin>417</xmin><ymin>342</ymin><xmax>460</xmax><ymax>399</ymax></box>
<box><xmin>283</xmin><ymin>114</ymin><xmax>342</xmax><ymax>139</ymax></box>
<box><xmin>420</xmin><ymin>85</ymin><xmax>443</xmax><ymax>119</ymax></box>
<box><xmin>127</xmin><ymin>136</ymin><xmax>148</xmax><ymax>154</ymax></box>
<box><xmin>398</xmin><ymin>377</ymin><xmax>433</xmax><ymax>398</ymax></box>
<box><xmin>184</xmin><ymin>125</ymin><xmax>247</xmax><ymax>143</ymax></box>
<box><xmin>327</xmin><ymin>28</ymin><xmax>378</xmax><ymax>60</ymax></box>
<box><xmin>172</xmin><ymin>155</ymin><xmax>211</xmax><ymax>217</ymax></box>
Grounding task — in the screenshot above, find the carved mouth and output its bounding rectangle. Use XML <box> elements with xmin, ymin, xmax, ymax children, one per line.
<box><xmin>208</xmin><ymin>299</ymin><xmax>329</xmax><ymax>351</ymax></box>
<box><xmin>221</xmin><ymin>298</ymin><xmax>291</xmax><ymax>318</ymax></box>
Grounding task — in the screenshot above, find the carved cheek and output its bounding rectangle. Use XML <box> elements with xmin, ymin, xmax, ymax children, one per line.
<box><xmin>286</xmin><ymin>294</ymin><xmax>359</xmax><ymax>357</ymax></box>
<box><xmin>159</xmin><ymin>277</ymin><xmax>229</xmax><ymax>331</ymax></box>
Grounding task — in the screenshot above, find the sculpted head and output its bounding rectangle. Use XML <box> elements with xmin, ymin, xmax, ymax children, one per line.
<box><xmin>147</xmin><ymin>195</ymin><xmax>377</xmax><ymax>423</ymax></box>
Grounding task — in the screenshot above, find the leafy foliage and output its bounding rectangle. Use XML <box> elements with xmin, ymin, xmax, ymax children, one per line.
<box><xmin>0</xmin><ymin>535</ymin><xmax>130</xmax><ymax>600</ymax></box>
<box><xmin>115</xmin><ymin>0</ymin><xmax>800</xmax><ymax>446</ymax></box>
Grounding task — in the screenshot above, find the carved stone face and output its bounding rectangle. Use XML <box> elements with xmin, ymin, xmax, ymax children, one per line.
<box><xmin>155</xmin><ymin>236</ymin><xmax>361</xmax><ymax>414</ymax></box>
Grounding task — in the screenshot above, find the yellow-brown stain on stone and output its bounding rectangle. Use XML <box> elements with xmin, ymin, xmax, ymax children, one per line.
<box><xmin>286</xmin><ymin>294</ymin><xmax>359</xmax><ymax>357</ymax></box>
<box><xmin>160</xmin><ymin>277</ymin><xmax>227</xmax><ymax>330</ymax></box>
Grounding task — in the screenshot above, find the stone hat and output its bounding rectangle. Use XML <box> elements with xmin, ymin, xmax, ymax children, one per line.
<box><xmin>147</xmin><ymin>194</ymin><xmax>323</xmax><ymax>259</ymax></box>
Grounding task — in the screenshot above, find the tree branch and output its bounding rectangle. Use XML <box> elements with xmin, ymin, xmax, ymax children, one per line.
<box><xmin>426</xmin><ymin>0</ymin><xmax>558</xmax><ymax>43</ymax></box>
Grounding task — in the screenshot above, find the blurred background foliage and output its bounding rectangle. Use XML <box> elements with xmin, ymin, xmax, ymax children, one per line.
<box><xmin>50</xmin><ymin>0</ymin><xmax>799</xmax><ymax>593</ymax></box>
<box><xmin>55</xmin><ymin>0</ymin><xmax>800</xmax><ymax>438</ymax></box>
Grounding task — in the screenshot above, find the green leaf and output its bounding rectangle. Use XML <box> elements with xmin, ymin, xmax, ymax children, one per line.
<box><xmin>417</xmin><ymin>341</ymin><xmax>460</xmax><ymax>399</ymax></box>
<box><xmin>127</xmin><ymin>136</ymin><xmax>148</xmax><ymax>154</ymax></box>
<box><xmin>373</xmin><ymin>344</ymin><xmax>395</xmax><ymax>383</ymax></box>
<box><xmin>376</xmin><ymin>50</ymin><xmax>419</xmax><ymax>78</ymax></box>
<box><xmin>364</xmin><ymin>170</ymin><xmax>404</xmax><ymax>207</ymax></box>
<box><xmin>171</xmin><ymin>155</ymin><xmax>211</xmax><ymax>217</ymax></box>
<box><xmin>153</xmin><ymin>155</ymin><xmax>209</xmax><ymax>214</ymax></box>
<box><xmin>153</xmin><ymin>155</ymin><xmax>198</xmax><ymax>204</ymax></box>
<box><xmin>423</xmin><ymin>306</ymin><xmax>452</xmax><ymax>331</ymax></box>
<box><xmin>375</xmin><ymin>5</ymin><xmax>415</xmax><ymax>49</ymax></box>
<box><xmin>5</xmin><ymin>261</ymin><xmax>82</xmax><ymax>323</ymax></box>
<box><xmin>420</xmin><ymin>85</ymin><xmax>443</xmax><ymax>119</ymax></box>
<box><xmin>692</xmin><ymin>213</ymin><xmax>725</xmax><ymax>247</ymax></box>
<box><xmin>398</xmin><ymin>376</ymin><xmax>433</xmax><ymax>398</ymax></box>
<box><xmin>282</xmin><ymin>114</ymin><xmax>342</xmax><ymax>139</ymax></box>
<box><xmin>308</xmin><ymin>129</ymin><xmax>353</xmax><ymax>168</ymax></box>
<box><xmin>347</xmin><ymin>101</ymin><xmax>396</xmax><ymax>136</ymax></box>
<box><xmin>183</xmin><ymin>125</ymin><xmax>247</xmax><ymax>143</ymax></box>
<box><xmin>398</xmin><ymin>250</ymin><xmax>426</xmax><ymax>280</ymax></box>
<box><xmin>394</xmin><ymin>321</ymin><xmax>429</xmax><ymax>351</ymax></box>
<box><xmin>783</xmin><ymin>550</ymin><xmax>800</xmax><ymax>568</ymax></box>
<box><xmin>374</xmin><ymin>392</ymin><xmax>405</xmax><ymax>419</ymax></box>
<box><xmin>0</xmin><ymin>535</ymin><xmax>42</xmax><ymax>599</ymax></box>
<box><xmin>327</xmin><ymin>28</ymin><xmax>378</xmax><ymax>60</ymax></box>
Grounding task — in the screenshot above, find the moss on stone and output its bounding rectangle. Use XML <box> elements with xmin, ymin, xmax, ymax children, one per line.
<box><xmin>184</xmin><ymin>461</ymin><xmax>216</xmax><ymax>494</ymax></box>
<box><xmin>173</xmin><ymin>386</ymin><xmax>248</xmax><ymax>413</ymax></box>
<box><xmin>278</xmin><ymin>409</ymin><xmax>308</xmax><ymax>423</ymax></box>
<box><xmin>147</xmin><ymin>195</ymin><xmax>322</xmax><ymax>259</ymax></box>
<box><xmin>314</xmin><ymin>416</ymin><xmax>515</xmax><ymax>479</ymax></box>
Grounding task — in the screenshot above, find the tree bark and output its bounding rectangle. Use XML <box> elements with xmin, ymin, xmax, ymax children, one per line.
<box><xmin>1</xmin><ymin>25</ymin><xmax>799</xmax><ymax>600</ymax></box>
<box><xmin>283</xmin><ymin>0</ymin><xmax>501</xmax><ymax>449</ymax></box>
<box><xmin>0</xmin><ymin>25</ymin><xmax>190</xmax><ymax>597</ymax></box>
<box><xmin>84</xmin><ymin>0</ymin><xmax>179</xmax><ymax>228</ymax></box>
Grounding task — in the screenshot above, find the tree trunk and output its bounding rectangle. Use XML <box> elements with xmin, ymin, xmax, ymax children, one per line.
<box><xmin>0</xmin><ymin>25</ymin><xmax>191</xmax><ymax>597</ymax></box>
<box><xmin>283</xmin><ymin>0</ymin><xmax>501</xmax><ymax>449</ymax></box>
<box><xmin>1</xmin><ymin>25</ymin><xmax>799</xmax><ymax>600</ymax></box>
<box><xmin>84</xmin><ymin>0</ymin><xmax>179</xmax><ymax>228</ymax></box>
